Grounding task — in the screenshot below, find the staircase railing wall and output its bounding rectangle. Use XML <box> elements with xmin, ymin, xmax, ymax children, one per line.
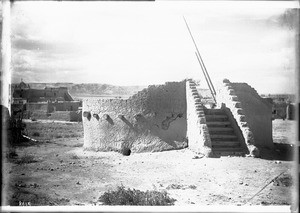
<box><xmin>186</xmin><ymin>79</ymin><xmax>213</xmax><ymax>157</ymax></box>
<box><xmin>216</xmin><ymin>79</ymin><xmax>273</xmax><ymax>157</ymax></box>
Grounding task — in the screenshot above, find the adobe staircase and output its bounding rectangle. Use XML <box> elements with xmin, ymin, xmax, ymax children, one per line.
<box><xmin>204</xmin><ymin>108</ymin><xmax>245</xmax><ymax>156</ymax></box>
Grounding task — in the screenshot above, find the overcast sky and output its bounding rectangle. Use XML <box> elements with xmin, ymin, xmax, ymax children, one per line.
<box><xmin>11</xmin><ymin>1</ymin><xmax>298</xmax><ymax>94</ymax></box>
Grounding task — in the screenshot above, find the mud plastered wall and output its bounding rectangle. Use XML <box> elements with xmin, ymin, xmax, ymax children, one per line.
<box><xmin>231</xmin><ymin>82</ymin><xmax>273</xmax><ymax>148</ymax></box>
<box><xmin>82</xmin><ymin>81</ymin><xmax>187</xmax><ymax>153</ymax></box>
<box><xmin>216</xmin><ymin>79</ymin><xmax>273</xmax><ymax>156</ymax></box>
<box><xmin>186</xmin><ymin>80</ymin><xmax>212</xmax><ymax>156</ymax></box>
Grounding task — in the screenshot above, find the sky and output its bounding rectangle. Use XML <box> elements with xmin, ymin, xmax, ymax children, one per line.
<box><xmin>10</xmin><ymin>1</ymin><xmax>298</xmax><ymax>94</ymax></box>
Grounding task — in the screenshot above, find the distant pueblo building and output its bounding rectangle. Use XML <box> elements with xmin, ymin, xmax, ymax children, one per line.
<box><xmin>12</xmin><ymin>80</ymin><xmax>82</xmax><ymax>121</ymax></box>
<box><xmin>82</xmin><ymin>78</ymin><xmax>273</xmax><ymax>157</ymax></box>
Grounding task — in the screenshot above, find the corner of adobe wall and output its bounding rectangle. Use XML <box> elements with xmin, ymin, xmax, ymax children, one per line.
<box><xmin>216</xmin><ymin>79</ymin><xmax>260</xmax><ymax>157</ymax></box>
<box><xmin>186</xmin><ymin>79</ymin><xmax>213</xmax><ymax>157</ymax></box>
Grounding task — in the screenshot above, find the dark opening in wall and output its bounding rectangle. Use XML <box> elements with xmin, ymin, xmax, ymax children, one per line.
<box><xmin>121</xmin><ymin>147</ymin><xmax>131</xmax><ymax>156</ymax></box>
<box><xmin>83</xmin><ymin>111</ymin><xmax>91</xmax><ymax>120</ymax></box>
<box><xmin>93</xmin><ymin>113</ymin><xmax>99</xmax><ymax>120</ymax></box>
<box><xmin>103</xmin><ymin>114</ymin><xmax>114</xmax><ymax>125</ymax></box>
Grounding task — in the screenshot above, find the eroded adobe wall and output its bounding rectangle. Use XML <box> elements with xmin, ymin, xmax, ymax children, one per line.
<box><xmin>186</xmin><ymin>80</ymin><xmax>212</xmax><ymax>156</ymax></box>
<box><xmin>216</xmin><ymin>79</ymin><xmax>273</xmax><ymax>156</ymax></box>
<box><xmin>82</xmin><ymin>81</ymin><xmax>187</xmax><ymax>153</ymax></box>
<box><xmin>231</xmin><ymin>82</ymin><xmax>273</xmax><ymax>148</ymax></box>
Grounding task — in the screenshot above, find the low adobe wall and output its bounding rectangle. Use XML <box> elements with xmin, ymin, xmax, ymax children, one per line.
<box><xmin>186</xmin><ymin>80</ymin><xmax>213</xmax><ymax>156</ymax></box>
<box><xmin>216</xmin><ymin>79</ymin><xmax>273</xmax><ymax>156</ymax></box>
<box><xmin>82</xmin><ymin>81</ymin><xmax>187</xmax><ymax>153</ymax></box>
<box><xmin>48</xmin><ymin>111</ymin><xmax>82</xmax><ymax>122</ymax></box>
<box><xmin>49</xmin><ymin>101</ymin><xmax>81</xmax><ymax>112</ymax></box>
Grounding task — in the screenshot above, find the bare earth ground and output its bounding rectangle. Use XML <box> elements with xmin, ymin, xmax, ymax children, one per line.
<box><xmin>2</xmin><ymin>119</ymin><xmax>296</xmax><ymax>206</ymax></box>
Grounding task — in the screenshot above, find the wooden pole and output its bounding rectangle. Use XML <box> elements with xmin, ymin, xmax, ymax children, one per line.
<box><xmin>195</xmin><ymin>52</ymin><xmax>216</xmax><ymax>103</ymax></box>
<box><xmin>183</xmin><ymin>16</ymin><xmax>216</xmax><ymax>99</ymax></box>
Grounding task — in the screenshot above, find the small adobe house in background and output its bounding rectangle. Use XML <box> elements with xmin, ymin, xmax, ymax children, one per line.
<box><xmin>11</xmin><ymin>80</ymin><xmax>82</xmax><ymax>122</ymax></box>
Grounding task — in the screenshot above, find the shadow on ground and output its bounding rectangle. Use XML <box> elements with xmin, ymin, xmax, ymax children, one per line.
<box><xmin>259</xmin><ymin>143</ymin><xmax>295</xmax><ymax>161</ymax></box>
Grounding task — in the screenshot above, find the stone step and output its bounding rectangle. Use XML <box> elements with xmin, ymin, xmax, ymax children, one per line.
<box><xmin>210</xmin><ymin>134</ymin><xmax>238</xmax><ymax>141</ymax></box>
<box><xmin>206</xmin><ymin>121</ymin><xmax>231</xmax><ymax>127</ymax></box>
<box><xmin>204</xmin><ymin>109</ymin><xmax>225</xmax><ymax>115</ymax></box>
<box><xmin>213</xmin><ymin>146</ymin><xmax>244</xmax><ymax>151</ymax></box>
<box><xmin>208</xmin><ymin>127</ymin><xmax>234</xmax><ymax>134</ymax></box>
<box><xmin>205</xmin><ymin>108</ymin><xmax>244</xmax><ymax>156</ymax></box>
<box><xmin>213</xmin><ymin>150</ymin><xmax>245</xmax><ymax>156</ymax></box>
<box><xmin>205</xmin><ymin>115</ymin><xmax>228</xmax><ymax>122</ymax></box>
<box><xmin>211</xmin><ymin>140</ymin><xmax>240</xmax><ymax>147</ymax></box>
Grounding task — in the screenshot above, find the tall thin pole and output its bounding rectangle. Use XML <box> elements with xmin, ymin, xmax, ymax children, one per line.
<box><xmin>195</xmin><ymin>52</ymin><xmax>216</xmax><ymax>103</ymax></box>
<box><xmin>183</xmin><ymin>16</ymin><xmax>216</xmax><ymax>98</ymax></box>
<box><xmin>196</xmin><ymin>51</ymin><xmax>216</xmax><ymax>96</ymax></box>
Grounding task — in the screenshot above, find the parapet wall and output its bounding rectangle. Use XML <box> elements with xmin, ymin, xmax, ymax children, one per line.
<box><xmin>82</xmin><ymin>81</ymin><xmax>187</xmax><ymax>153</ymax></box>
<box><xmin>186</xmin><ymin>80</ymin><xmax>212</xmax><ymax>156</ymax></box>
<box><xmin>216</xmin><ymin>79</ymin><xmax>273</xmax><ymax>156</ymax></box>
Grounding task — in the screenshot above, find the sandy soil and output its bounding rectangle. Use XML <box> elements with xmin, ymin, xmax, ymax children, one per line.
<box><xmin>3</xmin><ymin>120</ymin><xmax>296</xmax><ymax>206</ymax></box>
<box><xmin>2</xmin><ymin>119</ymin><xmax>296</xmax><ymax>206</ymax></box>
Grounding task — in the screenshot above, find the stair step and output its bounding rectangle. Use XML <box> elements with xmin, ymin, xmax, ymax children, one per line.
<box><xmin>208</xmin><ymin>127</ymin><xmax>234</xmax><ymax>134</ymax></box>
<box><xmin>205</xmin><ymin>115</ymin><xmax>228</xmax><ymax>122</ymax></box>
<box><xmin>213</xmin><ymin>150</ymin><xmax>245</xmax><ymax>156</ymax></box>
<box><xmin>213</xmin><ymin>146</ymin><xmax>243</xmax><ymax>150</ymax></box>
<box><xmin>204</xmin><ymin>109</ymin><xmax>225</xmax><ymax>115</ymax></box>
<box><xmin>211</xmin><ymin>140</ymin><xmax>240</xmax><ymax>147</ymax></box>
<box><xmin>210</xmin><ymin>134</ymin><xmax>237</xmax><ymax>141</ymax></box>
<box><xmin>206</xmin><ymin>121</ymin><xmax>231</xmax><ymax>127</ymax></box>
<box><xmin>205</xmin><ymin>108</ymin><xmax>244</xmax><ymax>156</ymax></box>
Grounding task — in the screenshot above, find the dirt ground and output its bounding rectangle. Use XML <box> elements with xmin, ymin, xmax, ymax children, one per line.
<box><xmin>2</xmin><ymin>119</ymin><xmax>296</xmax><ymax>206</ymax></box>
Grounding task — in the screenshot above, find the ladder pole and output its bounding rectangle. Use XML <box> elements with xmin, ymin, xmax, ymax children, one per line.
<box><xmin>195</xmin><ymin>52</ymin><xmax>216</xmax><ymax>103</ymax></box>
<box><xmin>196</xmin><ymin>51</ymin><xmax>216</xmax><ymax>96</ymax></box>
<box><xmin>183</xmin><ymin>16</ymin><xmax>216</xmax><ymax>97</ymax></box>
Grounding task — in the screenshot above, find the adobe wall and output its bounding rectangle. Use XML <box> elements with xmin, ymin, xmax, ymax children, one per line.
<box><xmin>45</xmin><ymin>87</ymin><xmax>73</xmax><ymax>101</ymax></box>
<box><xmin>231</xmin><ymin>82</ymin><xmax>273</xmax><ymax>147</ymax></box>
<box><xmin>50</xmin><ymin>101</ymin><xmax>81</xmax><ymax>112</ymax></box>
<box><xmin>12</xmin><ymin>101</ymin><xmax>82</xmax><ymax>121</ymax></box>
<box><xmin>26</xmin><ymin>102</ymin><xmax>49</xmax><ymax>113</ymax></box>
<box><xmin>13</xmin><ymin>87</ymin><xmax>74</xmax><ymax>102</ymax></box>
<box><xmin>82</xmin><ymin>81</ymin><xmax>187</xmax><ymax>153</ymax></box>
<box><xmin>48</xmin><ymin>111</ymin><xmax>82</xmax><ymax>122</ymax></box>
<box><xmin>186</xmin><ymin>80</ymin><xmax>213</xmax><ymax>156</ymax></box>
<box><xmin>216</xmin><ymin>79</ymin><xmax>273</xmax><ymax>157</ymax></box>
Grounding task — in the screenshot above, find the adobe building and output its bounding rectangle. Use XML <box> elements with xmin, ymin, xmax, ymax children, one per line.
<box><xmin>12</xmin><ymin>80</ymin><xmax>73</xmax><ymax>103</ymax></box>
<box><xmin>12</xmin><ymin>80</ymin><xmax>82</xmax><ymax>122</ymax></box>
<box><xmin>82</xmin><ymin>79</ymin><xmax>273</xmax><ymax>157</ymax></box>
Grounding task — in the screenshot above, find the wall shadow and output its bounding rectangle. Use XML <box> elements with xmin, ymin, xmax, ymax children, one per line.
<box><xmin>258</xmin><ymin>143</ymin><xmax>295</xmax><ymax>161</ymax></box>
